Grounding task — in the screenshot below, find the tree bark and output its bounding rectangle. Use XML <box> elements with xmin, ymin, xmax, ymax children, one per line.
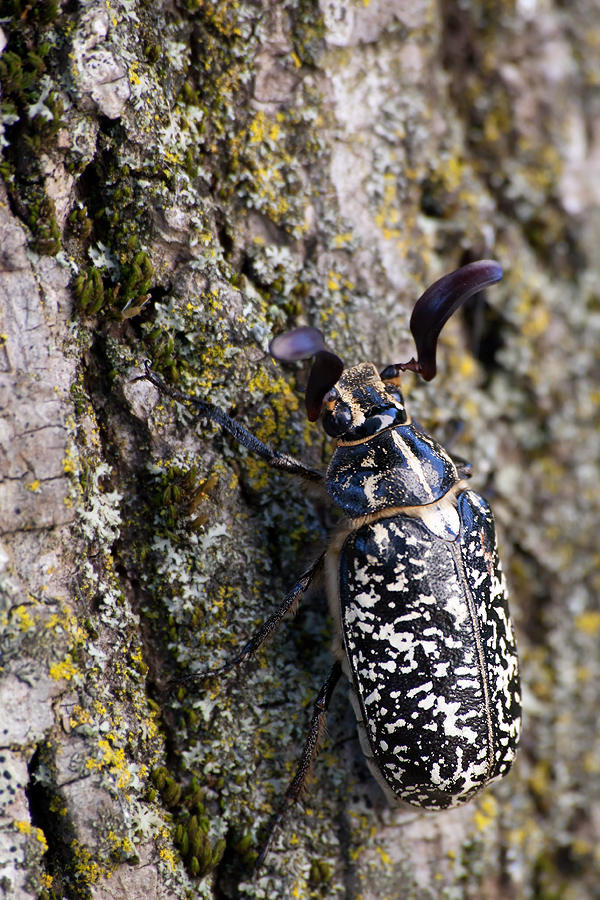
<box><xmin>2</xmin><ymin>1</ymin><xmax>600</xmax><ymax>898</ymax></box>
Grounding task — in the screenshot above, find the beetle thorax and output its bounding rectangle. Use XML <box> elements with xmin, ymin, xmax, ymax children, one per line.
<box><xmin>322</xmin><ymin>362</ymin><xmax>408</xmax><ymax>440</ymax></box>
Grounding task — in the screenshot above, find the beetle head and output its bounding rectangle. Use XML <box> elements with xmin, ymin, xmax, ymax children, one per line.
<box><xmin>269</xmin><ymin>260</ymin><xmax>503</xmax><ymax>427</ymax></box>
<box><xmin>319</xmin><ymin>363</ymin><xmax>408</xmax><ymax>439</ymax></box>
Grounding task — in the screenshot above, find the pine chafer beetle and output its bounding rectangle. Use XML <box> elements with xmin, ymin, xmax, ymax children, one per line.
<box><xmin>142</xmin><ymin>260</ymin><xmax>521</xmax><ymax>870</ymax></box>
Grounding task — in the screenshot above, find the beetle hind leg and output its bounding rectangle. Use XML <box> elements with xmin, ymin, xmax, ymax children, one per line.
<box><xmin>253</xmin><ymin>660</ymin><xmax>343</xmax><ymax>874</ymax></box>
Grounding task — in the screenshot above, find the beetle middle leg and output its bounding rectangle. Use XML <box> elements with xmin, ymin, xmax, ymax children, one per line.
<box><xmin>179</xmin><ymin>553</ymin><xmax>325</xmax><ymax>683</ymax></box>
<box><xmin>254</xmin><ymin>659</ymin><xmax>343</xmax><ymax>873</ymax></box>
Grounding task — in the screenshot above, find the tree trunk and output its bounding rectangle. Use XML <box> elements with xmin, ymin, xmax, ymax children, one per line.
<box><xmin>2</xmin><ymin>1</ymin><xmax>600</xmax><ymax>898</ymax></box>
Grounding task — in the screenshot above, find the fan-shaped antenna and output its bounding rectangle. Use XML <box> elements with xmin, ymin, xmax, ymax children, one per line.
<box><xmin>397</xmin><ymin>260</ymin><xmax>503</xmax><ymax>381</ymax></box>
<box><xmin>269</xmin><ymin>327</ymin><xmax>344</xmax><ymax>421</ymax></box>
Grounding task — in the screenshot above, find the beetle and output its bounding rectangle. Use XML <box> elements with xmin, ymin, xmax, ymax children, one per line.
<box><xmin>142</xmin><ymin>259</ymin><xmax>521</xmax><ymax>871</ymax></box>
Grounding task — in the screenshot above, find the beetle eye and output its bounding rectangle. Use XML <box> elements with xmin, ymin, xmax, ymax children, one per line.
<box><xmin>380</xmin><ymin>365</ymin><xmax>399</xmax><ymax>380</ymax></box>
<box><xmin>324</xmin><ymin>388</ymin><xmax>339</xmax><ymax>403</ymax></box>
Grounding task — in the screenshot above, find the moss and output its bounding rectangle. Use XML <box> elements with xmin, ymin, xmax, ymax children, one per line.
<box><xmin>0</xmin><ymin>1</ymin><xmax>66</xmax><ymax>253</ymax></box>
<box><xmin>73</xmin><ymin>268</ymin><xmax>105</xmax><ymax>314</ymax></box>
<box><xmin>308</xmin><ymin>858</ymin><xmax>333</xmax><ymax>887</ymax></box>
<box><xmin>68</xmin><ymin>205</ymin><xmax>94</xmax><ymax>241</ymax></box>
<box><xmin>149</xmin><ymin>769</ymin><xmax>228</xmax><ymax>879</ymax></box>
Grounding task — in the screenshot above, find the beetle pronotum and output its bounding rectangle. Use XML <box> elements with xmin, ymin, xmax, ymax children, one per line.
<box><xmin>143</xmin><ymin>260</ymin><xmax>521</xmax><ymax>871</ymax></box>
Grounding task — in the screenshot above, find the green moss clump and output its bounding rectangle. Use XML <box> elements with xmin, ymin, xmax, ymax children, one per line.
<box><xmin>151</xmin><ymin>769</ymin><xmax>227</xmax><ymax>879</ymax></box>
<box><xmin>73</xmin><ymin>268</ymin><xmax>105</xmax><ymax>314</ymax></box>
<box><xmin>0</xmin><ymin>1</ymin><xmax>65</xmax><ymax>255</ymax></box>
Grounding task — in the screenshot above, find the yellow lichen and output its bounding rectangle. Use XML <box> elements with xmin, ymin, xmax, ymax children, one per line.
<box><xmin>159</xmin><ymin>845</ymin><xmax>177</xmax><ymax>869</ymax></box>
<box><xmin>15</xmin><ymin>821</ymin><xmax>48</xmax><ymax>851</ymax></box>
<box><xmin>49</xmin><ymin>658</ymin><xmax>79</xmax><ymax>681</ymax></box>
<box><xmin>70</xmin><ymin>705</ymin><xmax>92</xmax><ymax>728</ymax></box>
<box><xmin>473</xmin><ymin>794</ymin><xmax>498</xmax><ymax>830</ymax></box>
<box><xmin>575</xmin><ymin>611</ymin><xmax>600</xmax><ymax>635</ymax></box>
<box><xmin>62</xmin><ymin>449</ymin><xmax>77</xmax><ymax>474</ymax></box>
<box><xmin>71</xmin><ymin>839</ymin><xmax>110</xmax><ymax>884</ymax></box>
<box><xmin>14</xmin><ymin>605</ymin><xmax>36</xmax><ymax>631</ymax></box>
<box><xmin>85</xmin><ymin>738</ymin><xmax>134</xmax><ymax>789</ymax></box>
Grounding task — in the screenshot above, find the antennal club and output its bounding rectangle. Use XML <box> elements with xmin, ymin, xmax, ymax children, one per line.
<box><xmin>397</xmin><ymin>260</ymin><xmax>503</xmax><ymax>381</ymax></box>
<box><xmin>269</xmin><ymin>327</ymin><xmax>344</xmax><ymax>421</ymax></box>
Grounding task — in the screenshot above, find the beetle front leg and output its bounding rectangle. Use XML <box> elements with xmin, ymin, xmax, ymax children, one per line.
<box><xmin>141</xmin><ymin>362</ymin><xmax>324</xmax><ymax>484</ymax></box>
<box><xmin>178</xmin><ymin>554</ymin><xmax>325</xmax><ymax>683</ymax></box>
<box><xmin>253</xmin><ymin>660</ymin><xmax>343</xmax><ymax>874</ymax></box>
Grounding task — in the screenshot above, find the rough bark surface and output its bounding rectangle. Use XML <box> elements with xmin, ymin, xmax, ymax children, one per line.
<box><xmin>1</xmin><ymin>1</ymin><xmax>600</xmax><ymax>898</ymax></box>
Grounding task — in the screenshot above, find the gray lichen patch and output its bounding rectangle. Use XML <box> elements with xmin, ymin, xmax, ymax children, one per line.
<box><xmin>71</xmin><ymin>5</ymin><xmax>131</xmax><ymax>120</ymax></box>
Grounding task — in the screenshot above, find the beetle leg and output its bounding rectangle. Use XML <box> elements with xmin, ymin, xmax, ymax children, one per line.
<box><xmin>178</xmin><ymin>554</ymin><xmax>325</xmax><ymax>682</ymax></box>
<box><xmin>253</xmin><ymin>660</ymin><xmax>343</xmax><ymax>874</ymax></box>
<box><xmin>141</xmin><ymin>362</ymin><xmax>324</xmax><ymax>483</ymax></box>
